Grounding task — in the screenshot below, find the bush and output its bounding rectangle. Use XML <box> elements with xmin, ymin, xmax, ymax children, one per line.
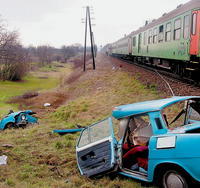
<box><xmin>0</xmin><ymin>62</ymin><xmax>27</xmax><ymax>81</ymax></box>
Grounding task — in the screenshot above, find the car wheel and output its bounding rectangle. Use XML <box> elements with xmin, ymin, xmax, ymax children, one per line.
<box><xmin>5</xmin><ymin>122</ymin><xmax>14</xmax><ymax>129</ymax></box>
<box><xmin>162</xmin><ymin>170</ymin><xmax>188</xmax><ymax>188</ymax></box>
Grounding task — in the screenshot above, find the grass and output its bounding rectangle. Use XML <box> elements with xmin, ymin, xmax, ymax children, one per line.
<box><xmin>0</xmin><ymin>75</ymin><xmax>58</xmax><ymax>117</ymax></box>
<box><xmin>0</xmin><ymin>59</ymin><xmax>160</xmax><ymax>188</ymax></box>
<box><xmin>52</xmin><ymin>71</ymin><xmax>159</xmax><ymax>128</ymax></box>
<box><xmin>38</xmin><ymin>62</ymin><xmax>66</xmax><ymax>72</ymax></box>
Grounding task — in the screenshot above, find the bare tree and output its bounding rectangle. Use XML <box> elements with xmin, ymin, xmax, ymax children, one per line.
<box><xmin>36</xmin><ymin>45</ymin><xmax>54</xmax><ymax>65</ymax></box>
<box><xmin>0</xmin><ymin>19</ymin><xmax>28</xmax><ymax>81</ymax></box>
<box><xmin>61</xmin><ymin>45</ymin><xmax>76</xmax><ymax>63</ymax></box>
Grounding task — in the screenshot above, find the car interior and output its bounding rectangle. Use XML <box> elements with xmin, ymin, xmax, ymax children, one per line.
<box><xmin>121</xmin><ymin>115</ymin><xmax>153</xmax><ymax>174</ymax></box>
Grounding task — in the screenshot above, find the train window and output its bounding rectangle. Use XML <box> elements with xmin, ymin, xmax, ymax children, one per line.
<box><xmin>143</xmin><ymin>32</ymin><xmax>147</xmax><ymax>45</ymax></box>
<box><xmin>133</xmin><ymin>37</ymin><xmax>136</xmax><ymax>47</ymax></box>
<box><xmin>153</xmin><ymin>28</ymin><xmax>157</xmax><ymax>43</ymax></box>
<box><xmin>158</xmin><ymin>25</ymin><xmax>164</xmax><ymax>43</ymax></box>
<box><xmin>174</xmin><ymin>18</ymin><xmax>181</xmax><ymax>40</ymax></box>
<box><xmin>148</xmin><ymin>30</ymin><xmax>152</xmax><ymax>44</ymax></box>
<box><xmin>165</xmin><ymin>22</ymin><xmax>171</xmax><ymax>41</ymax></box>
<box><xmin>192</xmin><ymin>13</ymin><xmax>197</xmax><ymax>35</ymax></box>
<box><xmin>183</xmin><ymin>15</ymin><xmax>190</xmax><ymax>39</ymax></box>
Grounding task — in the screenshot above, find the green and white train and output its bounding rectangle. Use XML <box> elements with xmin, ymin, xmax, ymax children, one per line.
<box><xmin>107</xmin><ymin>0</ymin><xmax>200</xmax><ymax>79</ymax></box>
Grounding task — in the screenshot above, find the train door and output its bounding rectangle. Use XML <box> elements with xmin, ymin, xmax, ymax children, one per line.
<box><xmin>138</xmin><ymin>34</ymin><xmax>142</xmax><ymax>54</ymax></box>
<box><xmin>190</xmin><ymin>10</ymin><xmax>200</xmax><ymax>55</ymax></box>
<box><xmin>128</xmin><ymin>37</ymin><xmax>132</xmax><ymax>55</ymax></box>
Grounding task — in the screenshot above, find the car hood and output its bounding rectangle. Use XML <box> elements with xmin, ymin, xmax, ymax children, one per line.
<box><xmin>1</xmin><ymin>111</ymin><xmax>25</xmax><ymax>121</ymax></box>
<box><xmin>169</xmin><ymin>122</ymin><xmax>200</xmax><ymax>134</ymax></box>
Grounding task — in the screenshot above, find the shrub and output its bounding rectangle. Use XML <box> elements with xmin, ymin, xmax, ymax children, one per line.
<box><xmin>0</xmin><ymin>62</ymin><xmax>27</xmax><ymax>81</ymax></box>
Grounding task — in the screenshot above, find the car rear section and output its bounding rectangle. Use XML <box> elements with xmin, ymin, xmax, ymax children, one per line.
<box><xmin>148</xmin><ymin>134</ymin><xmax>200</xmax><ymax>184</ymax></box>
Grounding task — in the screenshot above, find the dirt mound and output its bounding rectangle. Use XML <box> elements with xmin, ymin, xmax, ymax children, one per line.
<box><xmin>11</xmin><ymin>91</ymin><xmax>39</xmax><ymax>101</ymax></box>
<box><xmin>9</xmin><ymin>91</ymin><xmax>67</xmax><ymax>117</ymax></box>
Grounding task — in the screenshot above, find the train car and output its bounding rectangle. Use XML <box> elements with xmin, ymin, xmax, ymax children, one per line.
<box><xmin>110</xmin><ymin>0</ymin><xmax>200</xmax><ymax>79</ymax></box>
<box><xmin>111</xmin><ymin>35</ymin><xmax>130</xmax><ymax>58</ymax></box>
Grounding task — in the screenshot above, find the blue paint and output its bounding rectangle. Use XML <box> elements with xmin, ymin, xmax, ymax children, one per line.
<box><xmin>53</xmin><ymin>128</ymin><xmax>83</xmax><ymax>134</ymax></box>
<box><xmin>108</xmin><ymin>117</ymin><xmax>118</xmax><ymax>166</ymax></box>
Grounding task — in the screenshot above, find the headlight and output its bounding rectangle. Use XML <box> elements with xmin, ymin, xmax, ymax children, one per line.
<box><xmin>21</xmin><ymin>115</ymin><xmax>26</xmax><ymax>120</ymax></box>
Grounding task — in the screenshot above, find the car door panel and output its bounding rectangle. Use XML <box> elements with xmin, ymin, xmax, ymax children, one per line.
<box><xmin>76</xmin><ymin>118</ymin><xmax>117</xmax><ymax>177</ymax></box>
<box><xmin>77</xmin><ymin>139</ymin><xmax>113</xmax><ymax>177</ymax></box>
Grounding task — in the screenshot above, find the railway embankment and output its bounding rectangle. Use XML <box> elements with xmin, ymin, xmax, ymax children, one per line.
<box><xmin>108</xmin><ymin>55</ymin><xmax>200</xmax><ymax>97</ymax></box>
<box><xmin>1</xmin><ymin>53</ymin><xmax>197</xmax><ymax>187</ymax></box>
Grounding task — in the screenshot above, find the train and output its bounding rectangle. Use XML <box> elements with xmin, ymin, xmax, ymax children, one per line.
<box><xmin>106</xmin><ymin>0</ymin><xmax>200</xmax><ymax>80</ymax></box>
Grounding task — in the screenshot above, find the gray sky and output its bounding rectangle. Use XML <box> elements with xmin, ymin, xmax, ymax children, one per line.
<box><xmin>0</xmin><ymin>0</ymin><xmax>190</xmax><ymax>47</ymax></box>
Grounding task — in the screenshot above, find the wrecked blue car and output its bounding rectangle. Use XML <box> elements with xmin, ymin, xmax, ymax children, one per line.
<box><xmin>0</xmin><ymin>110</ymin><xmax>38</xmax><ymax>130</ymax></box>
<box><xmin>76</xmin><ymin>96</ymin><xmax>200</xmax><ymax>188</ymax></box>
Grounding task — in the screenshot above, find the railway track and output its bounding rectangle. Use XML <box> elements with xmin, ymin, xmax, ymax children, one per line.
<box><xmin>122</xmin><ymin>58</ymin><xmax>197</xmax><ymax>85</ymax></box>
<box><xmin>122</xmin><ymin>57</ymin><xmax>199</xmax><ymax>83</ymax></box>
<box><xmin>111</xmin><ymin>56</ymin><xmax>200</xmax><ymax>96</ymax></box>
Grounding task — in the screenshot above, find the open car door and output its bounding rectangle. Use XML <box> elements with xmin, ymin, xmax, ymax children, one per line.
<box><xmin>76</xmin><ymin>118</ymin><xmax>118</xmax><ymax>177</ymax></box>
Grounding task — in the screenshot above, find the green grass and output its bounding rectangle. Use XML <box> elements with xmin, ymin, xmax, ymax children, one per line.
<box><xmin>39</xmin><ymin>62</ymin><xmax>65</xmax><ymax>72</ymax></box>
<box><xmin>52</xmin><ymin>71</ymin><xmax>159</xmax><ymax>128</ymax></box>
<box><xmin>0</xmin><ymin>74</ymin><xmax>58</xmax><ymax>117</ymax></box>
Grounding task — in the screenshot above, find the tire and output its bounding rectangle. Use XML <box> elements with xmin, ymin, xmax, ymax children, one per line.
<box><xmin>5</xmin><ymin>122</ymin><xmax>14</xmax><ymax>129</ymax></box>
<box><xmin>162</xmin><ymin>169</ymin><xmax>188</xmax><ymax>188</ymax></box>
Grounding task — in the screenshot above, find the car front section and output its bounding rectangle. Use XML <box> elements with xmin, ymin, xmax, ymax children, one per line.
<box><xmin>0</xmin><ymin>110</ymin><xmax>38</xmax><ymax>130</ymax></box>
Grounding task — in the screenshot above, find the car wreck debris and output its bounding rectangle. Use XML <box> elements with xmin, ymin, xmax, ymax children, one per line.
<box><xmin>0</xmin><ymin>155</ymin><xmax>7</xmax><ymax>165</ymax></box>
<box><xmin>0</xmin><ymin>110</ymin><xmax>38</xmax><ymax>130</ymax></box>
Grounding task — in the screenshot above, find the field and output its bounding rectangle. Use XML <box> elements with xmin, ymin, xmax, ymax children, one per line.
<box><xmin>0</xmin><ymin>55</ymin><xmax>161</xmax><ymax>188</ymax></box>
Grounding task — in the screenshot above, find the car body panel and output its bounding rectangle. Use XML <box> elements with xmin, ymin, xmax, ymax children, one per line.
<box><xmin>148</xmin><ymin>134</ymin><xmax>200</xmax><ymax>182</ymax></box>
<box><xmin>112</xmin><ymin>96</ymin><xmax>200</xmax><ymax>119</ymax></box>
<box><xmin>0</xmin><ymin>115</ymin><xmax>16</xmax><ymax>129</ymax></box>
<box><xmin>53</xmin><ymin>128</ymin><xmax>83</xmax><ymax>135</ymax></box>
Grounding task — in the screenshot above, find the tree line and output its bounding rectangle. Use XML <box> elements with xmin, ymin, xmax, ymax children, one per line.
<box><xmin>27</xmin><ymin>44</ymin><xmax>84</xmax><ymax>65</ymax></box>
<box><xmin>0</xmin><ymin>19</ymin><xmax>95</xmax><ymax>81</ymax></box>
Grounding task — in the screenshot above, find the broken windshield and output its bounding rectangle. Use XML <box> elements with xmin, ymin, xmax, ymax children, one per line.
<box><xmin>162</xmin><ymin>99</ymin><xmax>200</xmax><ymax>129</ymax></box>
<box><xmin>162</xmin><ymin>101</ymin><xmax>186</xmax><ymax>129</ymax></box>
<box><xmin>77</xmin><ymin>118</ymin><xmax>111</xmax><ymax>148</ymax></box>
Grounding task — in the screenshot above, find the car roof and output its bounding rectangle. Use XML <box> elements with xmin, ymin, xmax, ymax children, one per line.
<box><xmin>112</xmin><ymin>96</ymin><xmax>200</xmax><ymax>119</ymax></box>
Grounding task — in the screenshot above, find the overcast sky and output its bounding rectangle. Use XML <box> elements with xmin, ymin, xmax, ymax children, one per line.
<box><xmin>0</xmin><ymin>0</ymin><xmax>190</xmax><ymax>48</ymax></box>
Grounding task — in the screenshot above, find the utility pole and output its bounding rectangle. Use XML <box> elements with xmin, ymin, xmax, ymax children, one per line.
<box><xmin>87</xmin><ymin>6</ymin><xmax>95</xmax><ymax>70</ymax></box>
<box><xmin>83</xmin><ymin>7</ymin><xmax>88</xmax><ymax>72</ymax></box>
<box><xmin>82</xmin><ymin>6</ymin><xmax>96</xmax><ymax>71</ymax></box>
